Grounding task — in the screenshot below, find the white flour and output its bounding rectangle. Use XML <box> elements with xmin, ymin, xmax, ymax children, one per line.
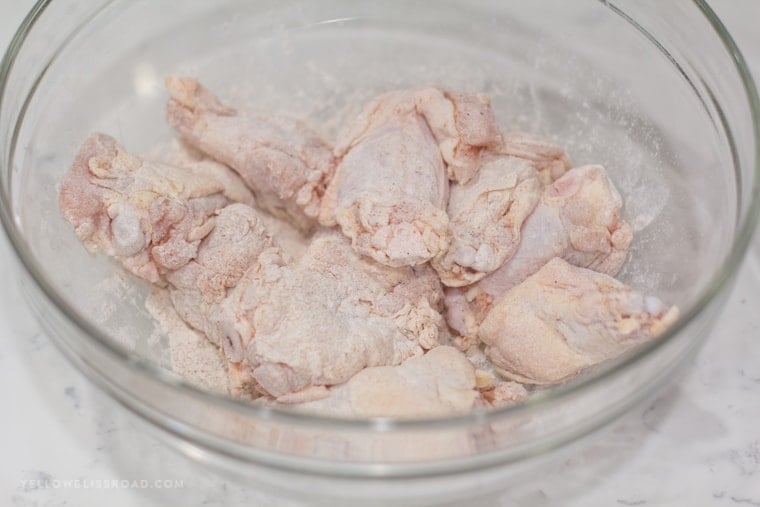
<box><xmin>145</xmin><ymin>288</ymin><xmax>230</xmax><ymax>395</ymax></box>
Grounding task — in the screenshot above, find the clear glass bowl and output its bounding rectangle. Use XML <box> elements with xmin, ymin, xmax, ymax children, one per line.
<box><xmin>1</xmin><ymin>0</ymin><xmax>759</xmax><ymax>504</ymax></box>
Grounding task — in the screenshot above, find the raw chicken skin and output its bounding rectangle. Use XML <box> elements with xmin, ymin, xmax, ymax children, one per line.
<box><xmin>497</xmin><ymin>131</ymin><xmax>572</xmax><ymax>185</ymax></box>
<box><xmin>479</xmin><ymin>257</ymin><xmax>679</xmax><ymax>384</ymax></box>
<box><xmin>432</xmin><ymin>155</ymin><xmax>542</xmax><ymax>287</ymax></box>
<box><xmin>165</xmin><ymin>76</ymin><xmax>335</xmax><ymax>231</ymax></box>
<box><xmin>62</xmin><ymin>140</ymin><xmax>443</xmax><ymax>400</ymax></box>
<box><xmin>58</xmin><ymin>133</ymin><xmax>255</xmax><ymax>284</ymax></box>
<box><xmin>154</xmin><ymin>138</ymin><xmax>312</xmax><ymax>260</ymax></box>
<box><xmin>150</xmin><ymin>138</ymin><xmax>257</xmax><ymax>209</ymax></box>
<box><xmin>165</xmin><ymin>204</ymin><xmax>277</xmax><ymax>349</ymax></box>
<box><xmin>61</xmin><ymin>135</ymin><xmax>442</xmax><ymax>400</ymax></box>
<box><xmin>61</xmin><ymin>80</ymin><xmax>686</xmax><ymax>417</ymax></box>
<box><xmin>445</xmin><ymin>165</ymin><xmax>633</xmax><ymax>338</ymax></box>
<box><xmin>320</xmin><ymin>86</ymin><xmax>501</xmax><ymax>267</ymax></box>
<box><xmin>217</xmin><ymin>230</ymin><xmax>444</xmax><ymax>400</ymax></box>
<box><xmin>414</xmin><ymin>88</ymin><xmax>502</xmax><ymax>183</ymax></box>
<box><xmin>289</xmin><ymin>346</ymin><xmax>480</xmax><ymax>418</ymax></box>
<box><xmin>320</xmin><ymin>90</ymin><xmax>451</xmax><ymax>267</ymax></box>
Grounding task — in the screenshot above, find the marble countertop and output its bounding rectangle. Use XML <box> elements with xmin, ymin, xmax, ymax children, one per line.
<box><xmin>2</xmin><ymin>1</ymin><xmax>760</xmax><ymax>506</ymax></box>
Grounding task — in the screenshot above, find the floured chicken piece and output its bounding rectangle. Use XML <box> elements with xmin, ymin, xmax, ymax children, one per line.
<box><xmin>145</xmin><ymin>203</ymin><xmax>278</xmax><ymax>397</ymax></box>
<box><xmin>289</xmin><ymin>346</ymin><xmax>480</xmax><ymax>418</ymax></box>
<box><xmin>320</xmin><ymin>86</ymin><xmax>501</xmax><ymax>267</ymax></box>
<box><xmin>164</xmin><ymin>204</ymin><xmax>277</xmax><ymax>351</ymax></box>
<box><xmin>479</xmin><ymin>257</ymin><xmax>679</xmax><ymax>384</ymax></box>
<box><xmin>218</xmin><ymin>230</ymin><xmax>444</xmax><ymax>401</ymax></box>
<box><xmin>320</xmin><ymin>90</ymin><xmax>450</xmax><ymax>267</ymax></box>
<box><xmin>414</xmin><ymin>88</ymin><xmax>502</xmax><ymax>183</ymax></box>
<box><xmin>445</xmin><ymin>164</ymin><xmax>633</xmax><ymax>338</ymax></box>
<box><xmin>149</xmin><ymin>138</ymin><xmax>256</xmax><ymax>209</ymax></box>
<box><xmin>152</xmin><ymin>138</ymin><xmax>311</xmax><ymax>260</ymax></box>
<box><xmin>61</xmin><ymin>139</ymin><xmax>443</xmax><ymax>400</ymax></box>
<box><xmin>497</xmin><ymin>131</ymin><xmax>572</xmax><ymax>185</ymax></box>
<box><xmin>432</xmin><ymin>155</ymin><xmax>542</xmax><ymax>286</ymax></box>
<box><xmin>166</xmin><ymin>76</ymin><xmax>335</xmax><ymax>231</ymax></box>
<box><xmin>58</xmin><ymin>133</ymin><xmax>255</xmax><ymax>284</ymax></box>
<box><xmin>145</xmin><ymin>289</ymin><xmax>231</xmax><ymax>396</ymax></box>
<box><xmin>61</xmin><ymin>81</ymin><xmax>685</xmax><ymax>418</ymax></box>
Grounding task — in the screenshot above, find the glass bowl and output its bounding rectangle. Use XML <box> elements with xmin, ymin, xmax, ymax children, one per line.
<box><xmin>1</xmin><ymin>0</ymin><xmax>758</xmax><ymax>504</ymax></box>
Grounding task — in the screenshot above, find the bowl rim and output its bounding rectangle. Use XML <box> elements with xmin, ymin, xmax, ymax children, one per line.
<box><xmin>1</xmin><ymin>0</ymin><xmax>759</xmax><ymax>434</ymax></box>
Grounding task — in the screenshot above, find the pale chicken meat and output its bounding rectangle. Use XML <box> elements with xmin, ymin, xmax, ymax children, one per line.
<box><xmin>59</xmin><ymin>135</ymin><xmax>271</xmax><ymax>394</ymax></box>
<box><xmin>497</xmin><ymin>131</ymin><xmax>572</xmax><ymax>184</ymax></box>
<box><xmin>59</xmin><ymin>78</ymin><xmax>687</xmax><ymax>418</ymax></box>
<box><xmin>432</xmin><ymin>155</ymin><xmax>542</xmax><ymax>287</ymax></box>
<box><xmin>445</xmin><ymin>164</ymin><xmax>633</xmax><ymax>338</ymax></box>
<box><xmin>58</xmin><ymin>133</ymin><xmax>255</xmax><ymax>284</ymax></box>
<box><xmin>164</xmin><ymin>204</ymin><xmax>278</xmax><ymax>353</ymax></box>
<box><xmin>217</xmin><ymin>230</ymin><xmax>444</xmax><ymax>400</ymax></box>
<box><xmin>320</xmin><ymin>86</ymin><xmax>501</xmax><ymax>267</ymax></box>
<box><xmin>287</xmin><ymin>346</ymin><xmax>527</xmax><ymax>416</ymax></box>
<box><xmin>479</xmin><ymin>258</ymin><xmax>679</xmax><ymax>385</ymax></box>
<box><xmin>319</xmin><ymin>90</ymin><xmax>450</xmax><ymax>267</ymax></box>
<box><xmin>61</xmin><ymin>140</ymin><xmax>444</xmax><ymax>399</ymax></box>
<box><xmin>289</xmin><ymin>346</ymin><xmax>480</xmax><ymax>417</ymax></box>
<box><xmin>152</xmin><ymin>138</ymin><xmax>312</xmax><ymax>260</ymax></box>
<box><xmin>414</xmin><ymin>87</ymin><xmax>502</xmax><ymax>183</ymax></box>
<box><xmin>149</xmin><ymin>138</ymin><xmax>257</xmax><ymax>208</ymax></box>
<box><xmin>165</xmin><ymin>76</ymin><xmax>335</xmax><ymax>231</ymax></box>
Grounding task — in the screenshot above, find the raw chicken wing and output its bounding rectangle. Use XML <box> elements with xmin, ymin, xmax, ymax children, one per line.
<box><xmin>414</xmin><ymin>87</ymin><xmax>502</xmax><ymax>183</ymax></box>
<box><xmin>479</xmin><ymin>257</ymin><xmax>679</xmax><ymax>384</ymax></box>
<box><xmin>166</xmin><ymin>76</ymin><xmax>335</xmax><ymax>231</ymax></box>
<box><xmin>320</xmin><ymin>89</ymin><xmax>450</xmax><ymax>267</ymax></box>
<box><xmin>497</xmin><ymin>131</ymin><xmax>572</xmax><ymax>184</ymax></box>
<box><xmin>445</xmin><ymin>165</ymin><xmax>633</xmax><ymax>337</ymax></box>
<box><xmin>320</xmin><ymin>86</ymin><xmax>501</xmax><ymax>267</ymax></box>
<box><xmin>165</xmin><ymin>204</ymin><xmax>278</xmax><ymax>352</ymax></box>
<box><xmin>432</xmin><ymin>155</ymin><xmax>542</xmax><ymax>286</ymax></box>
<box><xmin>58</xmin><ymin>133</ymin><xmax>254</xmax><ymax>283</ymax></box>
<box><xmin>216</xmin><ymin>230</ymin><xmax>444</xmax><ymax>400</ymax></box>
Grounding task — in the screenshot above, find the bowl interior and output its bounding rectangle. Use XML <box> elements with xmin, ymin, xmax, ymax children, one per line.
<box><xmin>8</xmin><ymin>0</ymin><xmax>736</xmax><ymax>398</ymax></box>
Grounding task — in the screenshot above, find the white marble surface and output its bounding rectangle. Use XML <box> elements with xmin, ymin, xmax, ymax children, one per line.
<box><xmin>2</xmin><ymin>1</ymin><xmax>760</xmax><ymax>506</ymax></box>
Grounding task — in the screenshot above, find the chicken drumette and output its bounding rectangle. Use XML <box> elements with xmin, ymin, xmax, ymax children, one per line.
<box><xmin>320</xmin><ymin>86</ymin><xmax>501</xmax><ymax>267</ymax></box>
<box><xmin>165</xmin><ymin>76</ymin><xmax>335</xmax><ymax>231</ymax></box>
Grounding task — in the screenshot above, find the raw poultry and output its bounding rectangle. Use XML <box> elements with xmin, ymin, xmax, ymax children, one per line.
<box><xmin>166</xmin><ymin>76</ymin><xmax>335</xmax><ymax>232</ymax></box>
<box><xmin>218</xmin><ymin>229</ymin><xmax>443</xmax><ymax>401</ymax></box>
<box><xmin>479</xmin><ymin>258</ymin><xmax>679</xmax><ymax>384</ymax></box>
<box><xmin>320</xmin><ymin>86</ymin><xmax>502</xmax><ymax>268</ymax></box>
<box><xmin>58</xmin><ymin>133</ymin><xmax>255</xmax><ymax>284</ymax></box>
<box><xmin>60</xmin><ymin>135</ymin><xmax>443</xmax><ymax>401</ymax></box>
<box><xmin>445</xmin><ymin>164</ymin><xmax>634</xmax><ymax>340</ymax></box>
<box><xmin>294</xmin><ymin>345</ymin><xmax>482</xmax><ymax>418</ymax></box>
<box><xmin>432</xmin><ymin>154</ymin><xmax>542</xmax><ymax>287</ymax></box>
<box><xmin>59</xmin><ymin>79</ymin><xmax>678</xmax><ymax>418</ymax></box>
